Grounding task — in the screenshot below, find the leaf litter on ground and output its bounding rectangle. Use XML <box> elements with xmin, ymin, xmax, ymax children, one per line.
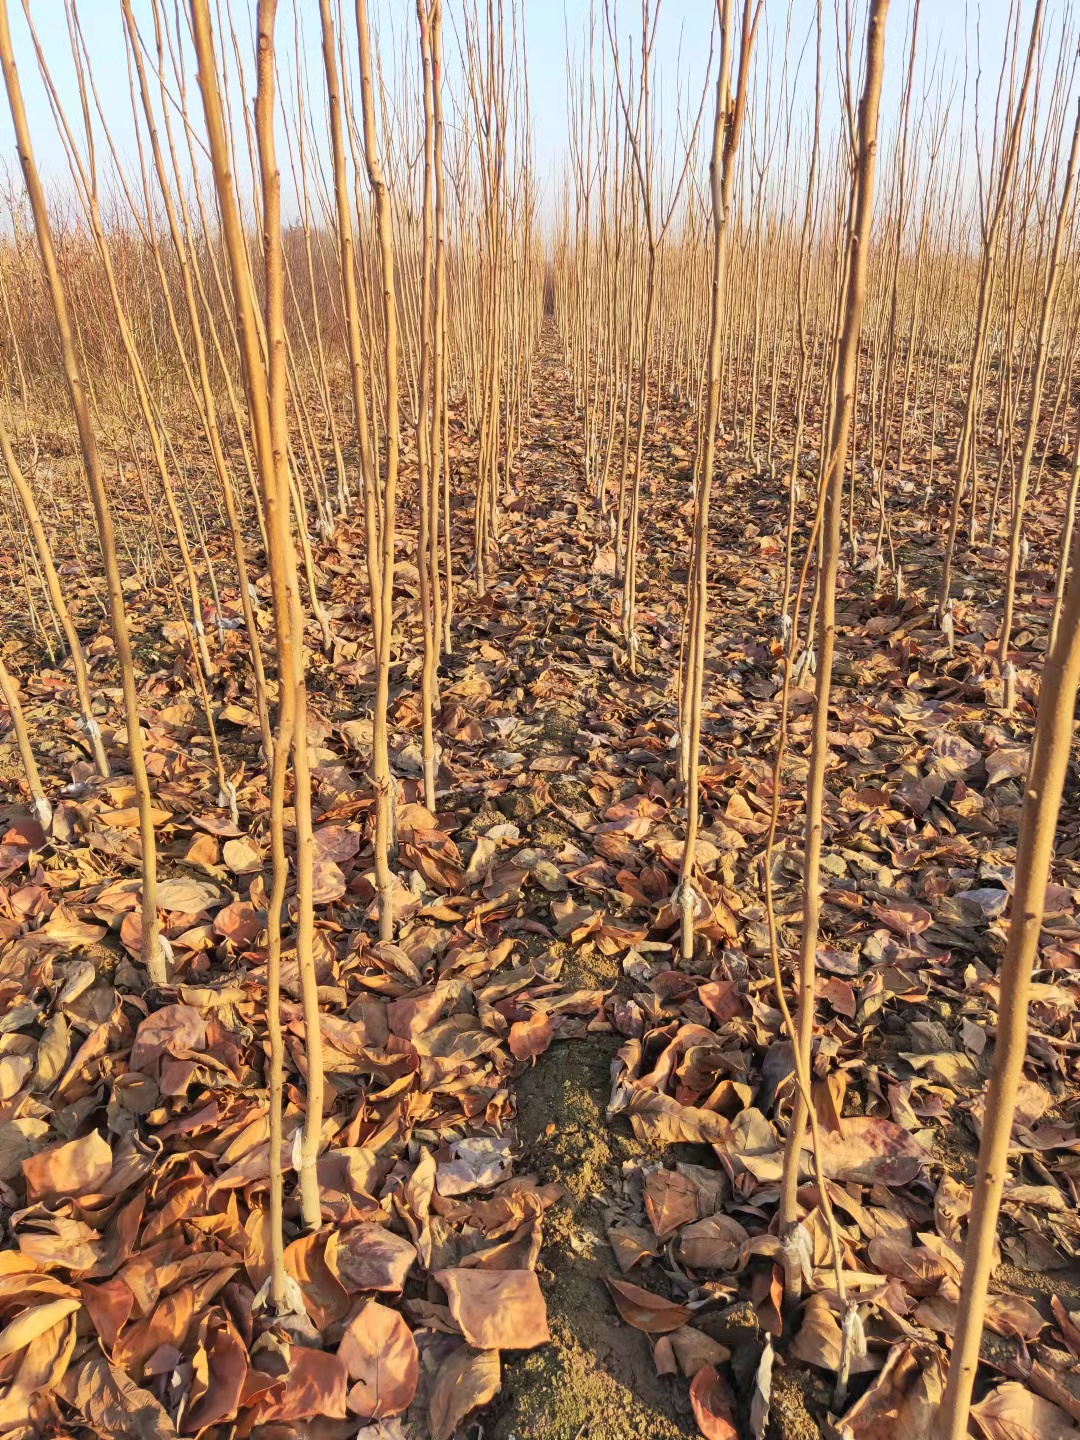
<box><xmin>3</xmin><ymin>325</ymin><xmax>1080</xmax><ymax>1440</ymax></box>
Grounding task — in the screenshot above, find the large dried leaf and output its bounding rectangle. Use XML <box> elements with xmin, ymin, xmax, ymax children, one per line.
<box><xmin>99</xmin><ymin>805</ymin><xmax>171</xmax><ymax>829</ymax></box>
<box><xmin>32</xmin><ymin>1013</ymin><xmax>69</xmax><ymax>1092</ymax></box>
<box><xmin>327</xmin><ymin>1224</ymin><xmax>417</xmax><ymax>1294</ymax></box>
<box><xmin>182</xmin><ymin>1321</ymin><xmax>248</xmax><ymax>1431</ymax></box>
<box><xmin>871</xmin><ymin>900</ymin><xmax>933</xmax><ymax>935</ymax></box>
<box><xmin>508</xmin><ymin>1010</ymin><xmax>555</xmax><ymax>1061</ymax></box>
<box><xmin>866</xmin><ymin>1236</ymin><xmax>948</xmax><ymax>1296</ymax></box>
<box><xmin>112</xmin><ymin>1282</ymin><xmax>200</xmax><ymax>1376</ymax></box>
<box><xmin>604</xmin><ymin>1275</ymin><xmax>691</xmax><ymax>1333</ymax></box>
<box><xmin>222</xmin><ymin>836</ymin><xmax>263</xmax><ymax>874</ymax></box>
<box><xmin>790</xmin><ymin>1295</ymin><xmax>880</xmax><ymax>1374</ymax></box>
<box><xmin>666</xmin><ymin>1326</ymin><xmax>731</xmax><ymax>1379</ymax></box>
<box><xmin>428</xmin><ymin>1346</ymin><xmax>500</xmax><ymax>1440</ymax></box>
<box><xmin>837</xmin><ymin>1341</ymin><xmax>947</xmax><ymax>1439</ymax></box>
<box><xmin>607</xmin><ymin>1222</ymin><xmax>660</xmax><ymax>1273</ymax></box>
<box><xmin>246</xmin><ymin>1345</ymin><xmax>349</xmax><ymax>1425</ymax></box>
<box><xmin>644</xmin><ymin>1168</ymin><xmax>701</xmax><ymax>1239</ymax></box>
<box><xmin>77</xmin><ymin>1278</ymin><xmax>133</xmax><ymax>1346</ymax></box>
<box><xmin>130</xmin><ymin>1005</ymin><xmax>205</xmax><ymax>1075</ymax></box>
<box><xmin>677</xmin><ymin>1214</ymin><xmax>749</xmax><ymax>1270</ymax></box>
<box><xmin>971</xmin><ymin>1383</ymin><xmax>1079</xmax><ymax>1440</ymax></box>
<box><xmin>22</xmin><ymin>1130</ymin><xmax>112</xmax><ymax>1202</ymax></box>
<box><xmin>813</xmin><ymin>1117</ymin><xmax>927</xmax><ymax>1186</ymax></box>
<box><xmin>285</xmin><ymin>1230</ymin><xmax>351</xmax><ymax>1329</ymax></box>
<box><xmin>66</xmin><ymin>1353</ymin><xmax>177</xmax><ymax>1438</ymax></box>
<box><xmin>0</xmin><ymin>1297</ymin><xmax>80</xmax><ymax>1359</ymax></box>
<box><xmin>214</xmin><ymin>899</ymin><xmax>264</xmax><ymax>945</ymax></box>
<box><xmin>0</xmin><ymin>1310</ymin><xmax>77</xmax><ymax>1428</ymax></box>
<box><xmin>625</xmin><ymin>1090</ymin><xmax>733</xmax><ymax>1146</ymax></box>
<box><xmin>312</xmin><ymin>857</ymin><xmax>348</xmax><ymax>903</ymax></box>
<box><xmin>914</xmin><ymin>1283</ymin><xmax>1046</xmax><ymax>1342</ymax></box>
<box><xmin>435</xmin><ymin>1268</ymin><xmax>549</xmax><ymax>1349</ymax></box>
<box><xmin>689</xmin><ymin>1365</ymin><xmax>739</xmax><ymax>1440</ymax></box>
<box><xmin>436</xmin><ymin>1135</ymin><xmax>515</xmax><ymax>1197</ymax></box>
<box><xmin>340</xmin><ymin>1300</ymin><xmax>419</xmax><ymax>1418</ymax></box>
<box><xmin>154</xmin><ymin>877</ymin><xmax>222</xmax><ymax>912</ymax></box>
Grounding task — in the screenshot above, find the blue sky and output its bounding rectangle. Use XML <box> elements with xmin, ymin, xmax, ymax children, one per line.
<box><xmin>0</xmin><ymin>0</ymin><xmax>1034</xmax><ymax>223</ymax></box>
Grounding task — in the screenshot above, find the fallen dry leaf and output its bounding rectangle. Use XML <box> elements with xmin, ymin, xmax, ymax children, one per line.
<box><xmin>644</xmin><ymin>1167</ymin><xmax>701</xmax><ymax>1238</ymax></box>
<box><xmin>790</xmin><ymin>1294</ymin><xmax>881</xmax><ymax>1374</ymax></box>
<box><xmin>327</xmin><ymin>1224</ymin><xmax>417</xmax><ymax>1293</ymax></box>
<box><xmin>22</xmin><ymin>1131</ymin><xmax>112</xmax><ymax>1202</ymax></box>
<box><xmin>677</xmin><ymin>1214</ymin><xmax>748</xmax><ymax>1269</ymax></box>
<box><xmin>971</xmin><ymin>1382</ymin><xmax>1079</xmax><ymax>1440</ymax></box>
<box><xmin>690</xmin><ymin>1364</ymin><xmax>739</xmax><ymax>1440</ymax></box>
<box><xmin>608</xmin><ymin>1222</ymin><xmax>660</xmax><ymax>1272</ymax></box>
<box><xmin>508</xmin><ymin>1010</ymin><xmax>555</xmax><ymax>1061</ymax></box>
<box><xmin>837</xmin><ymin>1341</ymin><xmax>947</xmax><ymax>1440</ymax></box>
<box><xmin>604</xmin><ymin>1275</ymin><xmax>691</xmax><ymax>1333</ymax></box>
<box><xmin>0</xmin><ymin>1297</ymin><xmax>80</xmax><ymax>1360</ymax></box>
<box><xmin>666</xmin><ymin>1325</ymin><xmax>731</xmax><ymax>1379</ymax></box>
<box><xmin>813</xmin><ymin>1117</ymin><xmax>927</xmax><ymax>1186</ymax></box>
<box><xmin>435</xmin><ymin>1268</ymin><xmax>550</xmax><ymax>1349</ymax></box>
<box><xmin>245</xmin><ymin>1344</ymin><xmax>349</xmax><ymax>1425</ymax></box>
<box><xmin>429</xmin><ymin>1346</ymin><xmax>501</xmax><ymax>1440</ymax></box>
<box><xmin>340</xmin><ymin>1300</ymin><xmax>419</xmax><ymax>1418</ymax></box>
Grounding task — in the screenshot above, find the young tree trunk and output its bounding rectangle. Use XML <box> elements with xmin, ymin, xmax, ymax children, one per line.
<box><xmin>429</xmin><ymin>0</ymin><xmax>448</xmax><ymax>660</ymax></box>
<box><xmin>937</xmin><ymin>0</ymin><xmax>1043</xmax><ymax>619</ymax></box>
<box><xmin>1050</xmin><ymin>422</ymin><xmax>1080</xmax><ymax>654</ymax></box>
<box><xmin>936</xmin><ymin>426</ymin><xmax>1080</xmax><ymax>1440</ymax></box>
<box><xmin>998</xmin><ymin>97</ymin><xmax>1080</xmax><ymax>711</ymax></box>
<box><xmin>121</xmin><ymin>0</ymin><xmax>273</xmax><ymax>767</ymax></box>
<box><xmin>416</xmin><ymin>0</ymin><xmax>439</xmax><ymax>812</ymax></box>
<box><xmin>190</xmin><ymin>0</ymin><xmax>324</xmax><ymax>1262</ymax></box>
<box><xmin>316</xmin><ymin>0</ymin><xmax>383</xmax><ymax>662</ymax></box>
<box><xmin>0</xmin><ymin>655</ymin><xmax>50</xmax><ymax>829</ymax></box>
<box><xmin>678</xmin><ymin>0</ymin><xmax>758</xmax><ymax>960</ymax></box>
<box><xmin>778</xmin><ymin>0</ymin><xmax>890</xmax><ymax>1240</ymax></box>
<box><xmin>0</xmin><ymin>413</ymin><xmax>109</xmax><ymax>777</ymax></box>
<box><xmin>356</xmin><ymin>0</ymin><xmax>402</xmax><ymax>944</ymax></box>
<box><xmin>0</xmin><ymin>0</ymin><xmax>164</xmax><ymax>983</ymax></box>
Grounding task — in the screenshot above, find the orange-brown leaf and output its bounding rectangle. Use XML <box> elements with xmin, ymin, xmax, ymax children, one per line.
<box><xmin>604</xmin><ymin>1276</ymin><xmax>691</xmax><ymax>1333</ymax></box>
<box><xmin>690</xmin><ymin>1364</ymin><xmax>738</xmax><ymax>1440</ymax></box>
<box><xmin>340</xmin><ymin>1300</ymin><xmax>418</xmax><ymax>1418</ymax></box>
<box><xmin>435</xmin><ymin>1268</ymin><xmax>549</xmax><ymax>1349</ymax></box>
